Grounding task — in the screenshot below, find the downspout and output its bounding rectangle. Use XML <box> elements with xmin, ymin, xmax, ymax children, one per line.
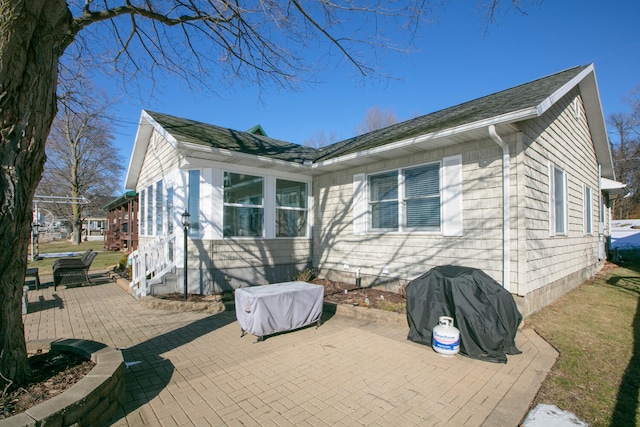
<box><xmin>488</xmin><ymin>125</ymin><xmax>510</xmax><ymax>291</ymax></box>
<box><xmin>598</xmin><ymin>164</ymin><xmax>605</xmax><ymax>260</ymax></box>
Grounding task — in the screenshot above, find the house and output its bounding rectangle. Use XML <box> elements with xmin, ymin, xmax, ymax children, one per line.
<box><xmin>103</xmin><ymin>191</ymin><xmax>139</xmax><ymax>252</ymax></box>
<box><xmin>125</xmin><ymin>63</ymin><xmax>623</xmax><ymax>316</ymax></box>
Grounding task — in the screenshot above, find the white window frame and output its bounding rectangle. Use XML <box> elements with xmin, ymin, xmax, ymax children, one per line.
<box><xmin>155</xmin><ymin>180</ymin><xmax>163</xmax><ymax>236</ymax></box>
<box><xmin>367</xmin><ymin>161</ymin><xmax>442</xmax><ymax>233</ymax></box>
<box><xmin>139</xmin><ymin>188</ymin><xmax>146</xmax><ymax>236</ymax></box>
<box><xmin>584</xmin><ymin>185</ymin><xmax>593</xmax><ymax>235</ymax></box>
<box><xmin>187</xmin><ymin>170</ymin><xmax>201</xmax><ymax>237</ymax></box>
<box><xmin>223</xmin><ymin>171</ymin><xmax>265</xmax><ymax>238</ymax></box>
<box><xmin>549</xmin><ymin>163</ymin><xmax>568</xmax><ymax>236</ymax></box>
<box><xmin>275</xmin><ymin>178</ymin><xmax>309</xmax><ymax>238</ymax></box>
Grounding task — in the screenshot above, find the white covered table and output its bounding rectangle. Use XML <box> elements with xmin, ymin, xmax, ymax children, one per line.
<box><xmin>235</xmin><ymin>281</ymin><xmax>324</xmax><ymax>340</ymax></box>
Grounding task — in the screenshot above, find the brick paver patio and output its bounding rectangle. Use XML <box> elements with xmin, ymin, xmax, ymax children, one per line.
<box><xmin>22</xmin><ymin>273</ymin><xmax>557</xmax><ymax>426</ymax></box>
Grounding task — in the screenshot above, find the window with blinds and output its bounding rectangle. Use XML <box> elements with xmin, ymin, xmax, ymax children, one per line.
<box><xmin>368</xmin><ymin>162</ymin><xmax>441</xmax><ymax>232</ymax></box>
<box><xmin>369</xmin><ymin>171</ymin><xmax>399</xmax><ymax>230</ymax></box>
<box><xmin>404</xmin><ymin>164</ymin><xmax>440</xmax><ymax>229</ymax></box>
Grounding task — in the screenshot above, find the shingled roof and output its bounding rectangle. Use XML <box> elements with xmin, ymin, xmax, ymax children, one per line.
<box><xmin>145</xmin><ymin>111</ymin><xmax>318</xmax><ymax>164</ymax></box>
<box><xmin>314</xmin><ymin>65</ymin><xmax>590</xmax><ymax>162</ymax></box>
<box><xmin>137</xmin><ymin>64</ymin><xmax>609</xmax><ymax>172</ymax></box>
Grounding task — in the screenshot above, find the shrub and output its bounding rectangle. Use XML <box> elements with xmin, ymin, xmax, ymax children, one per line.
<box><xmin>292</xmin><ymin>268</ymin><xmax>315</xmax><ymax>282</ymax></box>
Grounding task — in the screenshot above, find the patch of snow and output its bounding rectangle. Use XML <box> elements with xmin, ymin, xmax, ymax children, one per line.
<box><xmin>611</xmin><ymin>219</ymin><xmax>640</xmax><ymax>250</ymax></box>
<box><xmin>522</xmin><ymin>404</ymin><xmax>588</xmax><ymax>427</ymax></box>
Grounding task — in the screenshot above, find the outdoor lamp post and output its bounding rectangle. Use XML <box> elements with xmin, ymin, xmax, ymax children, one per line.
<box><xmin>181</xmin><ymin>211</ymin><xmax>190</xmax><ymax>300</ymax></box>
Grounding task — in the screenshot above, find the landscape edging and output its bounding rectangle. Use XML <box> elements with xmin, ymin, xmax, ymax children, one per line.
<box><xmin>323</xmin><ymin>301</ymin><xmax>407</xmax><ymax>325</ymax></box>
<box><xmin>0</xmin><ymin>338</ymin><xmax>125</xmax><ymax>427</ymax></box>
<box><xmin>140</xmin><ymin>295</ymin><xmax>226</xmax><ymax>313</ymax></box>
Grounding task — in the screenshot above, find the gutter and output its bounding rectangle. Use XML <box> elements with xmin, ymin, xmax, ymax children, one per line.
<box><xmin>488</xmin><ymin>125</ymin><xmax>510</xmax><ymax>291</ymax></box>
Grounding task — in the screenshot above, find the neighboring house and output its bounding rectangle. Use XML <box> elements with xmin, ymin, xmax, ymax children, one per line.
<box><xmin>125</xmin><ymin>63</ymin><xmax>624</xmax><ymax>316</ymax></box>
<box><xmin>103</xmin><ymin>191</ymin><xmax>139</xmax><ymax>252</ymax></box>
<box><xmin>83</xmin><ymin>216</ymin><xmax>107</xmax><ymax>240</ymax></box>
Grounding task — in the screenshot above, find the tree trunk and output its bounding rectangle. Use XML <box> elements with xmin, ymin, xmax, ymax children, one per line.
<box><xmin>0</xmin><ymin>0</ymin><xmax>72</xmax><ymax>387</ymax></box>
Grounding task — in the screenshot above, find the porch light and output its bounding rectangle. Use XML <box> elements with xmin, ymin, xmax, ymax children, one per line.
<box><xmin>181</xmin><ymin>211</ymin><xmax>191</xmax><ymax>228</ymax></box>
<box><xmin>181</xmin><ymin>211</ymin><xmax>190</xmax><ymax>300</ymax></box>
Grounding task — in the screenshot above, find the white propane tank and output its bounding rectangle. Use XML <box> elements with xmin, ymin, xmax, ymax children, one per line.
<box><xmin>432</xmin><ymin>316</ymin><xmax>460</xmax><ymax>356</ymax></box>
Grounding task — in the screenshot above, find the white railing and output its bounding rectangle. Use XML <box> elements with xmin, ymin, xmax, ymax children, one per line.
<box><xmin>128</xmin><ymin>233</ymin><xmax>177</xmax><ymax>300</ymax></box>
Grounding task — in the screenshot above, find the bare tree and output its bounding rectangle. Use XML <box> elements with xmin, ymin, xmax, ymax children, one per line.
<box><xmin>609</xmin><ymin>111</ymin><xmax>640</xmax><ymax>218</ymax></box>
<box><xmin>303</xmin><ymin>130</ymin><xmax>339</xmax><ymax>148</ymax></box>
<box><xmin>356</xmin><ymin>106</ymin><xmax>398</xmax><ymax>135</ymax></box>
<box><xmin>37</xmin><ymin>82</ymin><xmax>123</xmax><ymax>244</ymax></box>
<box><xmin>0</xmin><ymin>0</ymin><xmax>537</xmax><ymax>387</ymax></box>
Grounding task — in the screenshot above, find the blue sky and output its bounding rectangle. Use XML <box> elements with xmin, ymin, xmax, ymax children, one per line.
<box><xmin>94</xmin><ymin>1</ymin><xmax>640</xmax><ymax>190</ymax></box>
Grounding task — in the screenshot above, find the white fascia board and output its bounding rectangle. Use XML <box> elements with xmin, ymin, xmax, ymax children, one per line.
<box><xmin>311</xmin><ymin>108</ymin><xmax>538</xmax><ymax>170</ymax></box>
<box><xmin>535</xmin><ymin>65</ymin><xmax>594</xmax><ymax>116</ymax></box>
<box><xmin>177</xmin><ymin>140</ymin><xmax>313</xmax><ymax>172</ymax></box>
<box><xmin>534</xmin><ymin>65</ymin><xmax>614</xmax><ymax>179</ymax></box>
<box><xmin>581</xmin><ymin>68</ymin><xmax>615</xmax><ymax>179</ymax></box>
<box><xmin>124</xmin><ymin>110</ymin><xmax>180</xmax><ymax>190</ymax></box>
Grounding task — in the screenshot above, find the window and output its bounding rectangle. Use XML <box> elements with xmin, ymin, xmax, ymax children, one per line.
<box><xmin>584</xmin><ymin>185</ymin><xmax>592</xmax><ymax>234</ymax></box>
<box><xmin>369</xmin><ymin>171</ymin><xmax>398</xmax><ymax>230</ymax></box>
<box><xmin>146</xmin><ymin>184</ymin><xmax>153</xmax><ymax>235</ymax></box>
<box><xmin>368</xmin><ymin>163</ymin><xmax>440</xmax><ymax>232</ymax></box>
<box><xmin>549</xmin><ymin>163</ymin><xmax>567</xmax><ymax>235</ymax></box>
<box><xmin>404</xmin><ymin>164</ymin><xmax>440</xmax><ymax>229</ymax></box>
<box><xmin>167</xmin><ymin>187</ymin><xmax>174</xmax><ymax>235</ymax></box>
<box><xmin>140</xmin><ymin>189</ymin><xmax>146</xmax><ymax>236</ymax></box>
<box><xmin>188</xmin><ymin>170</ymin><xmax>200</xmax><ymax>235</ymax></box>
<box><xmin>155</xmin><ymin>180</ymin><xmax>163</xmax><ymax>235</ymax></box>
<box><xmin>167</xmin><ymin>186</ymin><xmax>174</xmax><ymax>261</ymax></box>
<box><xmin>276</xmin><ymin>179</ymin><xmax>308</xmax><ymax>237</ymax></box>
<box><xmin>223</xmin><ymin>172</ymin><xmax>264</xmax><ymax>237</ymax></box>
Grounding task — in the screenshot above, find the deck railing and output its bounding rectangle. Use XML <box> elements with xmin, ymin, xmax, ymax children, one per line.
<box><xmin>128</xmin><ymin>232</ymin><xmax>176</xmax><ymax>299</ymax></box>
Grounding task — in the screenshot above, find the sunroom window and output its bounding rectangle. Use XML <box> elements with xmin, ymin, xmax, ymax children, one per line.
<box><xmin>276</xmin><ymin>179</ymin><xmax>308</xmax><ymax>237</ymax></box>
<box><xmin>155</xmin><ymin>180</ymin><xmax>163</xmax><ymax>235</ymax></box>
<box><xmin>146</xmin><ymin>184</ymin><xmax>153</xmax><ymax>235</ymax></box>
<box><xmin>188</xmin><ymin>170</ymin><xmax>200</xmax><ymax>235</ymax></box>
<box><xmin>223</xmin><ymin>172</ymin><xmax>264</xmax><ymax>237</ymax></box>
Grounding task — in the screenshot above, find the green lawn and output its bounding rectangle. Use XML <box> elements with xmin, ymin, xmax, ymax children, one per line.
<box><xmin>27</xmin><ymin>240</ymin><xmax>127</xmax><ymax>277</ymax></box>
<box><xmin>526</xmin><ymin>261</ymin><xmax>640</xmax><ymax>427</ymax></box>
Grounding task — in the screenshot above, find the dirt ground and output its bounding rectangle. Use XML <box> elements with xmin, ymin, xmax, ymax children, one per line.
<box><xmin>0</xmin><ymin>351</ymin><xmax>94</xmax><ymax>419</ymax></box>
<box><xmin>156</xmin><ymin>279</ymin><xmax>408</xmax><ymax>312</ymax></box>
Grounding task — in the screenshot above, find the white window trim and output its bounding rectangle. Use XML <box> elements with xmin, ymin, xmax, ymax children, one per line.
<box><xmin>222</xmin><ymin>171</ymin><xmax>265</xmax><ymax>238</ymax></box>
<box><xmin>584</xmin><ymin>184</ymin><xmax>593</xmax><ymax>235</ymax></box>
<box><xmin>275</xmin><ymin>178</ymin><xmax>310</xmax><ymax>239</ymax></box>
<box><xmin>352</xmin><ymin>155</ymin><xmax>463</xmax><ymax>236</ymax></box>
<box><xmin>367</xmin><ymin>168</ymin><xmax>402</xmax><ymax>233</ymax></box>
<box><xmin>187</xmin><ymin>169</ymin><xmax>204</xmax><ymax>239</ymax></box>
<box><xmin>549</xmin><ymin>162</ymin><xmax>568</xmax><ymax>237</ymax></box>
<box><xmin>220</xmin><ymin>168</ymin><xmax>312</xmax><ymax>240</ymax></box>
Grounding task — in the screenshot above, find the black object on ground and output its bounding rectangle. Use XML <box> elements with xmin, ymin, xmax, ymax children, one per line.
<box><xmin>406</xmin><ymin>265</ymin><xmax>522</xmax><ymax>363</ymax></box>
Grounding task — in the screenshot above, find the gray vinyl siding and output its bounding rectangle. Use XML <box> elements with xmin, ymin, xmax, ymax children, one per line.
<box><xmin>312</xmin><ymin>139</ymin><xmax>508</xmax><ymax>290</ymax></box>
<box><xmin>519</xmin><ymin>89</ymin><xmax>600</xmax><ymax>297</ymax></box>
